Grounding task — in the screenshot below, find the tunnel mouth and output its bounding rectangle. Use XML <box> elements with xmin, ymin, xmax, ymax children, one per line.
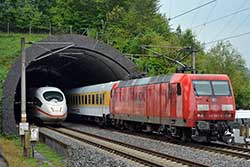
<box><xmin>14</xmin><ymin>47</ymin><xmax>132</xmax><ymax>123</ymax></box>
<box><xmin>3</xmin><ymin>35</ymin><xmax>139</xmax><ymax>134</ymax></box>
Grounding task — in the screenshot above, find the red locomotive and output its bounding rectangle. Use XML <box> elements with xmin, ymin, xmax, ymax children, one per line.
<box><xmin>67</xmin><ymin>73</ymin><xmax>235</xmax><ymax>143</ymax></box>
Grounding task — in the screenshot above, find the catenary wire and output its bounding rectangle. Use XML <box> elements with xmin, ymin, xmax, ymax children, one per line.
<box><xmin>190</xmin><ymin>0</ymin><xmax>204</xmax><ymax>28</ymax></box>
<box><xmin>198</xmin><ymin>0</ymin><xmax>217</xmax><ymax>39</ymax></box>
<box><xmin>213</xmin><ymin>0</ymin><xmax>249</xmax><ymax>40</ymax></box>
<box><xmin>204</xmin><ymin>31</ymin><xmax>250</xmax><ymax>45</ymax></box>
<box><xmin>190</xmin><ymin>6</ymin><xmax>250</xmax><ymax>29</ymax></box>
<box><xmin>230</xmin><ymin>12</ymin><xmax>250</xmax><ymax>34</ymax></box>
<box><xmin>168</xmin><ymin>0</ymin><xmax>216</xmax><ymax>21</ymax></box>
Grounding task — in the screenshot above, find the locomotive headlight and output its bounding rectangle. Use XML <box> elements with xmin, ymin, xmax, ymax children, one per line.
<box><xmin>197</xmin><ymin>104</ymin><xmax>209</xmax><ymax>111</ymax></box>
<box><xmin>222</xmin><ymin>104</ymin><xmax>233</xmax><ymax>111</ymax></box>
<box><xmin>197</xmin><ymin>113</ymin><xmax>205</xmax><ymax>118</ymax></box>
<box><xmin>225</xmin><ymin>113</ymin><xmax>232</xmax><ymax>118</ymax></box>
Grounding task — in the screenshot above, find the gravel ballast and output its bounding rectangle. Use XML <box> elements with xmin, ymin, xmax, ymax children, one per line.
<box><xmin>62</xmin><ymin>122</ymin><xmax>250</xmax><ymax>167</ymax></box>
<box><xmin>40</xmin><ymin>128</ymin><xmax>140</xmax><ymax>167</ymax></box>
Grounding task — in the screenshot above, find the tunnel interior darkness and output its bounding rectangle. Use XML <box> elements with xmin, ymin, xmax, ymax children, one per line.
<box><xmin>14</xmin><ymin>47</ymin><xmax>134</xmax><ymax>123</ymax></box>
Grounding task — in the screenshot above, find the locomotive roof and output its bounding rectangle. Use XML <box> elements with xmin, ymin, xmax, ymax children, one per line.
<box><xmin>118</xmin><ymin>73</ymin><xmax>230</xmax><ymax>88</ymax></box>
<box><xmin>118</xmin><ymin>74</ymin><xmax>173</xmax><ymax>87</ymax></box>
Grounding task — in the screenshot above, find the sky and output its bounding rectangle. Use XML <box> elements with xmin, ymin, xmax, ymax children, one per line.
<box><xmin>159</xmin><ymin>0</ymin><xmax>250</xmax><ymax>68</ymax></box>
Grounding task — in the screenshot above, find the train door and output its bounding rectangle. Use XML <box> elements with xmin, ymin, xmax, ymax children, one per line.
<box><xmin>160</xmin><ymin>83</ymin><xmax>169</xmax><ymax>121</ymax></box>
<box><xmin>170</xmin><ymin>84</ymin><xmax>177</xmax><ymax>118</ymax></box>
<box><xmin>170</xmin><ymin>83</ymin><xmax>183</xmax><ymax>119</ymax></box>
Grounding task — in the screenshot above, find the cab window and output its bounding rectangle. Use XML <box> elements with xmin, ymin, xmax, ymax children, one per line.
<box><xmin>192</xmin><ymin>81</ymin><xmax>212</xmax><ymax>96</ymax></box>
<box><xmin>43</xmin><ymin>91</ymin><xmax>63</xmax><ymax>102</ymax></box>
<box><xmin>212</xmin><ymin>81</ymin><xmax>231</xmax><ymax>96</ymax></box>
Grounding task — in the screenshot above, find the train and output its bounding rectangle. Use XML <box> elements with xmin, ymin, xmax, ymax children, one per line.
<box><xmin>27</xmin><ymin>87</ymin><xmax>67</xmax><ymax>124</ymax></box>
<box><xmin>66</xmin><ymin>73</ymin><xmax>236</xmax><ymax>143</ymax></box>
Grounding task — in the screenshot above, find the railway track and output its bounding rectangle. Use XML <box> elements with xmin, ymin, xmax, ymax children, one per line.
<box><xmin>47</xmin><ymin>126</ymin><xmax>207</xmax><ymax>167</ymax></box>
<box><xmin>190</xmin><ymin>142</ymin><xmax>250</xmax><ymax>159</ymax></box>
<box><xmin>62</xmin><ymin>123</ymin><xmax>250</xmax><ymax>161</ymax></box>
<box><xmin>181</xmin><ymin>142</ymin><xmax>250</xmax><ymax>160</ymax></box>
<box><xmin>126</xmin><ymin>131</ymin><xmax>250</xmax><ymax>160</ymax></box>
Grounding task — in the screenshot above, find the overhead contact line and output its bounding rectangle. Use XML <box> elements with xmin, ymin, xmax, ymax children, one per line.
<box><xmin>168</xmin><ymin>0</ymin><xmax>216</xmax><ymax>21</ymax></box>
<box><xmin>204</xmin><ymin>31</ymin><xmax>250</xmax><ymax>45</ymax></box>
<box><xmin>191</xmin><ymin>6</ymin><xmax>250</xmax><ymax>29</ymax></box>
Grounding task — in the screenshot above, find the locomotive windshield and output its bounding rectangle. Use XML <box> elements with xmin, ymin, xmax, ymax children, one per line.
<box><xmin>192</xmin><ymin>80</ymin><xmax>231</xmax><ymax>96</ymax></box>
<box><xmin>212</xmin><ymin>81</ymin><xmax>231</xmax><ymax>96</ymax></box>
<box><xmin>43</xmin><ymin>91</ymin><xmax>64</xmax><ymax>102</ymax></box>
<box><xmin>192</xmin><ymin>81</ymin><xmax>212</xmax><ymax>96</ymax></box>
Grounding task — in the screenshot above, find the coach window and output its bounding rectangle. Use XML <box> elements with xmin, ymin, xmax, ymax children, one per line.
<box><xmin>88</xmin><ymin>95</ymin><xmax>91</xmax><ymax>104</ymax></box>
<box><xmin>82</xmin><ymin>95</ymin><xmax>84</xmax><ymax>105</ymax></box>
<box><xmin>96</xmin><ymin>94</ymin><xmax>99</xmax><ymax>105</ymax></box>
<box><xmin>92</xmin><ymin>94</ymin><xmax>95</xmax><ymax>104</ymax></box>
<box><xmin>78</xmin><ymin>96</ymin><xmax>81</xmax><ymax>104</ymax></box>
<box><xmin>102</xmin><ymin>94</ymin><xmax>105</xmax><ymax>104</ymax></box>
<box><xmin>177</xmin><ymin>83</ymin><xmax>182</xmax><ymax>96</ymax></box>
<box><xmin>76</xmin><ymin>96</ymin><xmax>79</xmax><ymax>105</ymax></box>
<box><xmin>85</xmin><ymin>95</ymin><xmax>87</xmax><ymax>104</ymax></box>
<box><xmin>100</xmin><ymin>94</ymin><xmax>103</xmax><ymax>104</ymax></box>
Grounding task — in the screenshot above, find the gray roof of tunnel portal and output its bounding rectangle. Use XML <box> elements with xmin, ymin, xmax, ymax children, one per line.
<box><xmin>2</xmin><ymin>34</ymin><xmax>140</xmax><ymax>134</ymax></box>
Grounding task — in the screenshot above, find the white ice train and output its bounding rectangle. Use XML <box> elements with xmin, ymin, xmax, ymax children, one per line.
<box><xmin>28</xmin><ymin>87</ymin><xmax>67</xmax><ymax>124</ymax></box>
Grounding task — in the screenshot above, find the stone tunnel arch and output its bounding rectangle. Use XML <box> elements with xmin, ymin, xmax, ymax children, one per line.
<box><xmin>2</xmin><ymin>34</ymin><xmax>140</xmax><ymax>134</ymax></box>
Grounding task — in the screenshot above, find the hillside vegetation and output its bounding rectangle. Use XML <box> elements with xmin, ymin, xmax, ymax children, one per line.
<box><xmin>0</xmin><ymin>0</ymin><xmax>250</xmax><ymax>109</ymax></box>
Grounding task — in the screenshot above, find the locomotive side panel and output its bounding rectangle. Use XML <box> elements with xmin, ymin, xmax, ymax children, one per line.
<box><xmin>111</xmin><ymin>86</ymin><xmax>133</xmax><ymax>120</ymax></box>
<box><xmin>160</xmin><ymin>83</ymin><xmax>170</xmax><ymax>122</ymax></box>
<box><xmin>133</xmin><ymin>85</ymin><xmax>146</xmax><ymax>117</ymax></box>
<box><xmin>170</xmin><ymin>84</ymin><xmax>177</xmax><ymax>119</ymax></box>
<box><xmin>146</xmin><ymin>84</ymin><xmax>161</xmax><ymax>124</ymax></box>
<box><xmin>182</xmin><ymin>76</ymin><xmax>195</xmax><ymax>127</ymax></box>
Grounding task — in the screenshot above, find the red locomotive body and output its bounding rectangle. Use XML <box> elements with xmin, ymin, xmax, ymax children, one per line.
<box><xmin>111</xmin><ymin>73</ymin><xmax>235</xmax><ymax>142</ymax></box>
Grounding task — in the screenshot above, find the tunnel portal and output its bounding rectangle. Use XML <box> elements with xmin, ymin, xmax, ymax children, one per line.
<box><xmin>2</xmin><ymin>35</ymin><xmax>140</xmax><ymax>134</ymax></box>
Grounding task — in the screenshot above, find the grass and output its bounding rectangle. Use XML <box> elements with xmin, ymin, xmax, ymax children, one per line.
<box><xmin>0</xmin><ymin>33</ymin><xmax>47</xmax><ymax>79</ymax></box>
<box><xmin>36</xmin><ymin>142</ymin><xmax>65</xmax><ymax>167</ymax></box>
<box><xmin>0</xmin><ymin>135</ymin><xmax>64</xmax><ymax>167</ymax></box>
<box><xmin>0</xmin><ymin>33</ymin><xmax>48</xmax><ymax>89</ymax></box>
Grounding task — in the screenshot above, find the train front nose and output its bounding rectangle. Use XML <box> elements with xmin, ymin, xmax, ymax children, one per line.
<box><xmin>192</xmin><ymin>79</ymin><xmax>235</xmax><ymax>143</ymax></box>
<box><xmin>50</xmin><ymin>104</ymin><xmax>67</xmax><ymax>118</ymax></box>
